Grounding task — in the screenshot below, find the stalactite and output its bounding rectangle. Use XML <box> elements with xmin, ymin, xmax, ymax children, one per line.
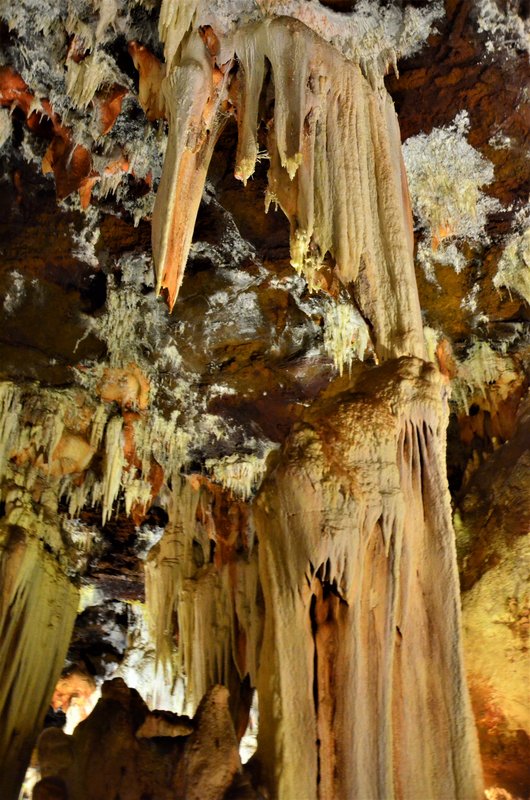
<box><xmin>145</xmin><ymin>477</ymin><xmax>261</xmax><ymax>721</ymax></box>
<box><xmin>322</xmin><ymin>300</ymin><xmax>370</xmax><ymax>375</ymax></box>
<box><xmin>205</xmin><ymin>452</ymin><xmax>274</xmax><ymax>500</ymax></box>
<box><xmin>254</xmin><ymin>358</ymin><xmax>483</xmax><ymax>799</ymax></box>
<box><xmin>152</xmin><ymin>30</ymin><xmax>234</xmax><ymax>308</ymax></box>
<box><xmin>100</xmin><ymin>415</ymin><xmax>124</xmax><ymax>525</ymax></box>
<box><xmin>152</xmin><ymin>15</ymin><xmax>425</xmax><ymax>361</ymax></box>
<box><xmin>0</xmin><ymin>380</ymin><xmax>192</xmax><ymax>526</ymax></box>
<box><xmin>452</xmin><ymin>342</ymin><xmax>520</xmax><ymax>414</ymax></box>
<box><xmin>0</xmin><ymin>4</ymin><xmax>499</xmax><ymax>798</ymax></box>
<box><xmin>0</xmin><ymin>497</ymin><xmax>78</xmax><ymax>800</ymax></box>
<box><xmin>493</xmin><ymin>225</ymin><xmax>530</xmax><ymax>306</ymax></box>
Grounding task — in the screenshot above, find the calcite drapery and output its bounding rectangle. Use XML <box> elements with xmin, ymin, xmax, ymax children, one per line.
<box><xmin>0</xmin><ymin>499</ymin><xmax>78</xmax><ymax>800</ymax></box>
<box><xmin>254</xmin><ymin>358</ymin><xmax>483</xmax><ymax>799</ymax></box>
<box><xmin>153</xmin><ymin>16</ymin><xmax>425</xmax><ymax>362</ymax></box>
<box><xmin>145</xmin><ymin>477</ymin><xmax>261</xmax><ymax>729</ymax></box>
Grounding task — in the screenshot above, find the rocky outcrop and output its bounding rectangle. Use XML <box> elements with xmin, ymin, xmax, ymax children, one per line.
<box><xmin>35</xmin><ymin>679</ymin><xmax>254</xmax><ymax>800</ymax></box>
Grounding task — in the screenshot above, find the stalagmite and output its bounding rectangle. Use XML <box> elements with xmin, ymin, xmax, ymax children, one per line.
<box><xmin>254</xmin><ymin>359</ymin><xmax>483</xmax><ymax>799</ymax></box>
<box><xmin>35</xmin><ymin>679</ymin><xmax>252</xmax><ymax>800</ymax></box>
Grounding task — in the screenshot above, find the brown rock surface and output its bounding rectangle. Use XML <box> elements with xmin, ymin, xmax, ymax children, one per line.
<box><xmin>36</xmin><ymin>679</ymin><xmax>252</xmax><ymax>800</ymax></box>
<box><xmin>456</xmin><ymin>396</ymin><xmax>530</xmax><ymax>797</ymax></box>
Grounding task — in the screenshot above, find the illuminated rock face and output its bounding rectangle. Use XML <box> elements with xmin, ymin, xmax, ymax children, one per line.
<box><xmin>456</xmin><ymin>397</ymin><xmax>530</xmax><ymax>799</ymax></box>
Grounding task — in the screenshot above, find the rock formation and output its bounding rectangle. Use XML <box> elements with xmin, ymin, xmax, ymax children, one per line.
<box><xmin>34</xmin><ymin>679</ymin><xmax>251</xmax><ymax>800</ymax></box>
<box><xmin>253</xmin><ymin>358</ymin><xmax>481</xmax><ymax>798</ymax></box>
<box><xmin>0</xmin><ymin>1</ymin><xmax>528</xmax><ymax>799</ymax></box>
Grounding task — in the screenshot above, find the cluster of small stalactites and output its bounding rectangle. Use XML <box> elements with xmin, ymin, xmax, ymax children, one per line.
<box><xmin>159</xmin><ymin>0</ymin><xmax>444</xmax><ymax>77</ymax></box>
<box><xmin>0</xmin><ymin>380</ymin><xmax>187</xmax><ymax>527</ymax></box>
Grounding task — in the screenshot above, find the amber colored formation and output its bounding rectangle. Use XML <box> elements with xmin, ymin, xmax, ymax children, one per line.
<box><xmin>153</xmin><ymin>17</ymin><xmax>424</xmax><ymax>361</ymax></box>
<box><xmin>0</xmin><ymin>502</ymin><xmax>78</xmax><ymax>798</ymax></box>
<box><xmin>0</xmin><ymin>1</ymin><xmax>529</xmax><ymax>799</ymax></box>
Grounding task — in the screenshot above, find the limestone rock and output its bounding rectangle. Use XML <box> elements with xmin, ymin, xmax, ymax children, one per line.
<box><xmin>35</xmin><ymin>679</ymin><xmax>253</xmax><ymax>800</ymax></box>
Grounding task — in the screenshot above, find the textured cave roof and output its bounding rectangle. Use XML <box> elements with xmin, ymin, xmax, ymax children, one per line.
<box><xmin>0</xmin><ymin>0</ymin><xmax>528</xmax><ymax>654</ymax></box>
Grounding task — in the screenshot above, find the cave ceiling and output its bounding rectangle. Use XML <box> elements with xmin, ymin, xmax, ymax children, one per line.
<box><xmin>0</xmin><ymin>0</ymin><xmax>529</xmax><ymax>798</ymax></box>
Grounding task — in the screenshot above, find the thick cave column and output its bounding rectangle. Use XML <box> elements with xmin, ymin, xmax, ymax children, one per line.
<box><xmin>0</xmin><ymin>493</ymin><xmax>78</xmax><ymax>800</ymax></box>
<box><xmin>254</xmin><ymin>359</ymin><xmax>483</xmax><ymax>800</ymax></box>
<box><xmin>148</xmin><ymin>9</ymin><xmax>483</xmax><ymax>798</ymax></box>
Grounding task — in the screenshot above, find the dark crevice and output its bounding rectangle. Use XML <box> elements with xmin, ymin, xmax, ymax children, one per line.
<box><xmin>315</xmin><ymin>561</ymin><xmax>348</xmax><ymax>605</ymax></box>
<box><xmin>309</xmin><ymin>592</ymin><xmax>321</xmax><ymax>788</ymax></box>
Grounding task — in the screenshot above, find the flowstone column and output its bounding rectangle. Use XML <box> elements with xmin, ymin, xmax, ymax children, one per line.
<box><xmin>149</xmin><ymin>6</ymin><xmax>483</xmax><ymax>797</ymax></box>
<box><xmin>254</xmin><ymin>360</ymin><xmax>483</xmax><ymax>800</ymax></box>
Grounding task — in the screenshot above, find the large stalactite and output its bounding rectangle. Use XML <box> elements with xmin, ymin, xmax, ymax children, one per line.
<box><xmin>152</xmin><ymin>14</ymin><xmax>425</xmax><ymax>361</ymax></box>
